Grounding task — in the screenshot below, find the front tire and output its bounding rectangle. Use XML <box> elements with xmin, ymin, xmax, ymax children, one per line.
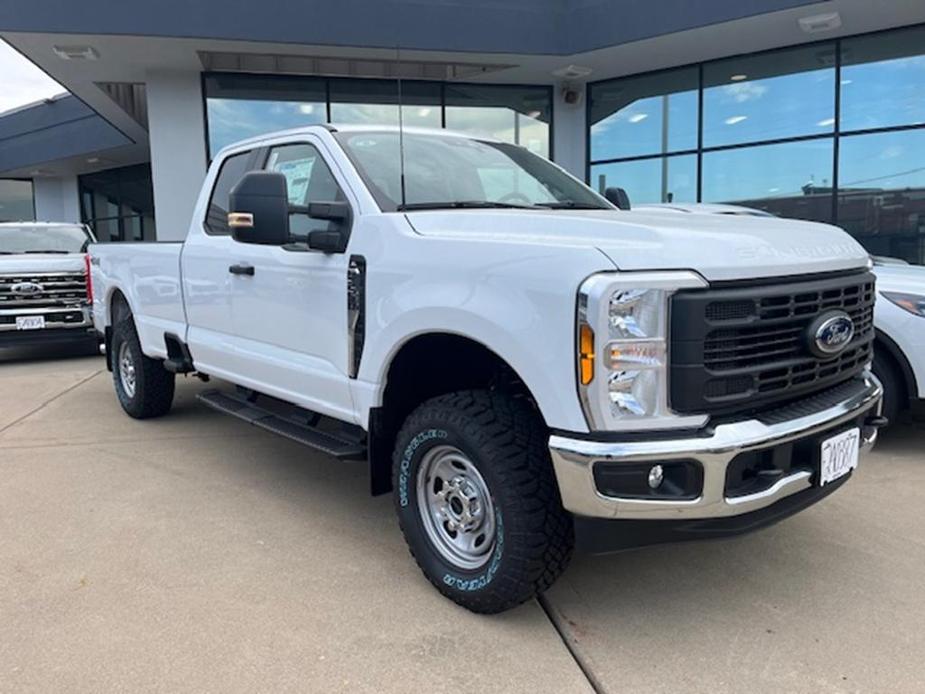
<box><xmin>392</xmin><ymin>390</ymin><xmax>573</xmax><ymax>613</ymax></box>
<box><xmin>111</xmin><ymin>318</ymin><xmax>175</xmax><ymax>419</ymax></box>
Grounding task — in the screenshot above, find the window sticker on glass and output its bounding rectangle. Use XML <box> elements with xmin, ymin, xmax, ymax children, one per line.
<box><xmin>271</xmin><ymin>156</ymin><xmax>316</xmax><ymax>205</ymax></box>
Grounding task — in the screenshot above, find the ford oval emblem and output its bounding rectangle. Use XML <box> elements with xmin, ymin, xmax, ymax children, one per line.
<box><xmin>807</xmin><ymin>311</ymin><xmax>855</xmax><ymax>358</ymax></box>
<box><xmin>10</xmin><ymin>281</ymin><xmax>43</xmax><ymax>297</ymax></box>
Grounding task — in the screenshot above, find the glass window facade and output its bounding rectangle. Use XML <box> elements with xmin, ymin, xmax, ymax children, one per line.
<box><xmin>589</xmin><ymin>68</ymin><xmax>699</xmax><ymax>161</ymax></box>
<box><xmin>588</xmin><ymin>25</ymin><xmax>925</xmax><ymax>264</ymax></box>
<box><xmin>79</xmin><ymin>164</ymin><xmax>155</xmax><ymax>242</ymax></box>
<box><xmin>204</xmin><ymin>74</ymin><xmax>552</xmax><ymax>161</ymax></box>
<box><xmin>0</xmin><ymin>179</ymin><xmax>35</xmax><ymax>222</ymax></box>
<box><xmin>702</xmin><ymin>44</ymin><xmax>835</xmax><ymax>147</ymax></box>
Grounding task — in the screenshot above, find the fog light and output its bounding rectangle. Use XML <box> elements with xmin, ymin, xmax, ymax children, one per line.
<box><xmin>648</xmin><ymin>464</ymin><xmax>664</xmax><ymax>489</ymax></box>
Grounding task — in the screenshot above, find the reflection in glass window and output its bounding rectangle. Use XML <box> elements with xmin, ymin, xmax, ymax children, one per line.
<box><xmin>590</xmin><ymin>155</ymin><xmax>696</xmax><ymax>205</ymax></box>
<box><xmin>0</xmin><ymin>179</ymin><xmax>35</xmax><ymax>221</ymax></box>
<box><xmin>702</xmin><ymin>139</ymin><xmax>834</xmax><ymax>222</ymax></box>
<box><xmin>444</xmin><ymin>84</ymin><xmax>551</xmax><ymax>157</ymax></box>
<box><xmin>329</xmin><ymin>79</ymin><xmax>441</xmax><ymax>128</ymax></box>
<box><xmin>336</xmin><ymin>131</ymin><xmax>604</xmax><ymax>212</ymax></box>
<box><xmin>703</xmin><ymin>44</ymin><xmax>835</xmax><ymax>147</ymax></box>
<box><xmin>589</xmin><ymin>68</ymin><xmax>698</xmax><ymax>161</ymax></box>
<box><xmin>838</xmin><ymin>129</ymin><xmax>925</xmax><ymax>265</ymax></box>
<box><xmin>205</xmin><ymin>74</ymin><xmax>326</xmax><ymax>156</ymax></box>
<box><xmin>205</xmin><ymin>76</ymin><xmax>552</xmax><ymax>161</ymax></box>
<box><xmin>840</xmin><ymin>25</ymin><xmax>925</xmax><ymax>132</ymax></box>
<box><xmin>79</xmin><ymin>164</ymin><xmax>156</xmax><ymax>242</ymax></box>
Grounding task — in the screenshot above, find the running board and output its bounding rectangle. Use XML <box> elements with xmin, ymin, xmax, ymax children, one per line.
<box><xmin>197</xmin><ymin>389</ymin><xmax>366</xmax><ymax>460</ymax></box>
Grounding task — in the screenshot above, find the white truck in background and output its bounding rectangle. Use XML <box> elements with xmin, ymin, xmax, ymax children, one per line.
<box><xmin>0</xmin><ymin>222</ymin><xmax>98</xmax><ymax>352</ymax></box>
<box><xmin>89</xmin><ymin>125</ymin><xmax>884</xmax><ymax>613</ymax></box>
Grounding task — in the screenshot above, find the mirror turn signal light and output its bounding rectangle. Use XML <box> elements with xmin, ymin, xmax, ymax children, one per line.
<box><xmin>579</xmin><ymin>323</ymin><xmax>595</xmax><ymax>385</ymax></box>
<box><xmin>227</xmin><ymin>212</ymin><xmax>254</xmax><ymax>229</ymax></box>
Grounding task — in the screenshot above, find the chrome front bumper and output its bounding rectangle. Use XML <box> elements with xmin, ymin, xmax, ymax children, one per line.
<box><xmin>0</xmin><ymin>304</ymin><xmax>93</xmax><ymax>332</ymax></box>
<box><xmin>549</xmin><ymin>372</ymin><xmax>882</xmax><ymax>520</ymax></box>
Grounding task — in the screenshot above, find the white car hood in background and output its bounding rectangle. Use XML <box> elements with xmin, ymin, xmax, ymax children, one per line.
<box><xmin>874</xmin><ymin>264</ymin><xmax>925</xmax><ymax>293</ymax></box>
<box><xmin>406</xmin><ymin>209</ymin><xmax>870</xmax><ymax>282</ymax></box>
<box><xmin>0</xmin><ymin>254</ymin><xmax>86</xmax><ymax>274</ymax></box>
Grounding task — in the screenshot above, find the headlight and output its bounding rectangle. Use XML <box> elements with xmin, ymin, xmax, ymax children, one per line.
<box><xmin>882</xmin><ymin>291</ymin><xmax>925</xmax><ymax>317</ymax></box>
<box><xmin>577</xmin><ymin>271</ymin><xmax>709</xmax><ymax>432</ymax></box>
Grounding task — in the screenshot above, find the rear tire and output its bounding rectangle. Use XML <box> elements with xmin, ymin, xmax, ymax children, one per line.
<box><xmin>392</xmin><ymin>390</ymin><xmax>573</xmax><ymax>614</ymax></box>
<box><xmin>111</xmin><ymin>318</ymin><xmax>175</xmax><ymax>419</ymax></box>
<box><xmin>872</xmin><ymin>352</ymin><xmax>903</xmax><ymax>427</ymax></box>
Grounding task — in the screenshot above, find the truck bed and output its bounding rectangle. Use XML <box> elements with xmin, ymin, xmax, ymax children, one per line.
<box><xmin>89</xmin><ymin>241</ymin><xmax>186</xmax><ymax>360</ymax></box>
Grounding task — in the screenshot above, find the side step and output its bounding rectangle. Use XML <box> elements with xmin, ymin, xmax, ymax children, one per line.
<box><xmin>197</xmin><ymin>389</ymin><xmax>366</xmax><ymax>460</ymax></box>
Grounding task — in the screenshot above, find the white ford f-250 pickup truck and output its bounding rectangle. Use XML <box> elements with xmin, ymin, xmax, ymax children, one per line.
<box><xmin>90</xmin><ymin>125</ymin><xmax>884</xmax><ymax>613</ymax></box>
<box><xmin>1</xmin><ymin>222</ymin><xmax>98</xmax><ymax>352</ymax></box>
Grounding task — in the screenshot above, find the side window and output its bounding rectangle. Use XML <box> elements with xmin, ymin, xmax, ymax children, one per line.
<box><xmin>266</xmin><ymin>143</ymin><xmax>347</xmax><ymax>236</ymax></box>
<box><xmin>204</xmin><ymin>151</ymin><xmax>252</xmax><ymax>235</ymax></box>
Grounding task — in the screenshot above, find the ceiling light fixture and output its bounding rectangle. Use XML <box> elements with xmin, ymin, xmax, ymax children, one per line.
<box><xmin>52</xmin><ymin>45</ymin><xmax>99</xmax><ymax>61</ymax></box>
<box><xmin>552</xmin><ymin>65</ymin><xmax>593</xmax><ymax>79</ymax></box>
<box><xmin>798</xmin><ymin>12</ymin><xmax>842</xmax><ymax>34</ymax></box>
<box><xmin>730</xmin><ymin>74</ymin><xmax>748</xmax><ymax>82</ymax></box>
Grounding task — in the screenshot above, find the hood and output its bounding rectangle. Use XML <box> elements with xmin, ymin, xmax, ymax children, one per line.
<box><xmin>0</xmin><ymin>253</ymin><xmax>87</xmax><ymax>275</ymax></box>
<box><xmin>874</xmin><ymin>263</ymin><xmax>925</xmax><ymax>293</ymax></box>
<box><xmin>405</xmin><ymin>209</ymin><xmax>870</xmax><ymax>282</ymax></box>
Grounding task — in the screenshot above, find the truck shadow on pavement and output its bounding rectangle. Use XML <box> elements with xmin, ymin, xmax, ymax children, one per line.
<box><xmin>0</xmin><ymin>342</ymin><xmax>103</xmax><ymax>364</ymax></box>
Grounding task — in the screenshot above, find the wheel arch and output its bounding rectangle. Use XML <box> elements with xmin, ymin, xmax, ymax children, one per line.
<box><xmin>103</xmin><ymin>289</ymin><xmax>133</xmax><ymax>371</ymax></box>
<box><xmin>874</xmin><ymin>328</ymin><xmax>917</xmax><ymax>408</ymax></box>
<box><xmin>367</xmin><ymin>331</ymin><xmax>548</xmax><ymax>496</ymax></box>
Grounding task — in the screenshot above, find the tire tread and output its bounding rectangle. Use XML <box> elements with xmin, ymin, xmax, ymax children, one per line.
<box><xmin>393</xmin><ymin>390</ymin><xmax>573</xmax><ymax>613</ymax></box>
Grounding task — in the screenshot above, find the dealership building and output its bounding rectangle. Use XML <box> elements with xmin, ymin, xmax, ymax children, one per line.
<box><xmin>0</xmin><ymin>0</ymin><xmax>923</xmax><ymax>264</ymax></box>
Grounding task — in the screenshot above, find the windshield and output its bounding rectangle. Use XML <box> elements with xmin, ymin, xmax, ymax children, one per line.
<box><xmin>334</xmin><ymin>131</ymin><xmax>611</xmax><ymax>212</ymax></box>
<box><xmin>0</xmin><ymin>224</ymin><xmax>93</xmax><ymax>254</ymax></box>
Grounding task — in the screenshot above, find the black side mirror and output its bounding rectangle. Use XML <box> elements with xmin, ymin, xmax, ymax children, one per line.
<box><xmin>604</xmin><ymin>187</ymin><xmax>631</xmax><ymax>210</ymax></box>
<box><xmin>228</xmin><ymin>171</ymin><xmax>291</xmax><ymax>245</ymax></box>
<box><xmin>290</xmin><ymin>201</ymin><xmax>352</xmax><ymax>253</ymax></box>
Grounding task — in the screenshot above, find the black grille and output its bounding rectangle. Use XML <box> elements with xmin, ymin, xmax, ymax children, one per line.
<box><xmin>670</xmin><ymin>271</ymin><xmax>875</xmax><ymax>415</ymax></box>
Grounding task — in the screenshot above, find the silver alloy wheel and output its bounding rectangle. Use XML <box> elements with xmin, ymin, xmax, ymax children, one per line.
<box><xmin>118</xmin><ymin>341</ymin><xmax>137</xmax><ymax>399</ymax></box>
<box><xmin>416</xmin><ymin>445</ymin><xmax>496</xmax><ymax>570</ymax></box>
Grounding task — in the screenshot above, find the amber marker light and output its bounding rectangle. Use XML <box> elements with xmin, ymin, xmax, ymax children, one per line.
<box><xmin>579</xmin><ymin>323</ymin><xmax>595</xmax><ymax>385</ymax></box>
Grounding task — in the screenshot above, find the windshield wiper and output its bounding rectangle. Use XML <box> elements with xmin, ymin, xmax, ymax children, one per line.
<box><xmin>533</xmin><ymin>201</ymin><xmax>607</xmax><ymax>210</ymax></box>
<box><xmin>22</xmin><ymin>249</ymin><xmax>71</xmax><ymax>254</ymax></box>
<box><xmin>397</xmin><ymin>201</ymin><xmax>537</xmax><ymax>211</ymax></box>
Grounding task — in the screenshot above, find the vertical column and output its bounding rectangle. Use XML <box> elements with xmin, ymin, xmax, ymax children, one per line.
<box><xmin>32</xmin><ymin>175</ymin><xmax>81</xmax><ymax>222</ymax></box>
<box><xmin>551</xmin><ymin>83</ymin><xmax>588</xmax><ymax>181</ymax></box>
<box><xmin>145</xmin><ymin>71</ymin><xmax>208</xmax><ymax>242</ymax></box>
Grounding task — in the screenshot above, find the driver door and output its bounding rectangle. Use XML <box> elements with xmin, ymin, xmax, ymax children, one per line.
<box><xmin>227</xmin><ymin>139</ymin><xmax>356</xmax><ymax>421</ymax></box>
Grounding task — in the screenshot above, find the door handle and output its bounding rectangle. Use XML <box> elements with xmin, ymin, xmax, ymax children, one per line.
<box><xmin>229</xmin><ymin>263</ymin><xmax>255</xmax><ymax>276</ymax></box>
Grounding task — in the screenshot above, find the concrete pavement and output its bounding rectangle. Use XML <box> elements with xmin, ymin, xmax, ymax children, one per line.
<box><xmin>1</xmin><ymin>353</ymin><xmax>923</xmax><ymax>693</ymax></box>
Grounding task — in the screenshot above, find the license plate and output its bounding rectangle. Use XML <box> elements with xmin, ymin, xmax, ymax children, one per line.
<box><xmin>820</xmin><ymin>428</ymin><xmax>860</xmax><ymax>485</ymax></box>
<box><xmin>15</xmin><ymin>316</ymin><xmax>45</xmax><ymax>330</ymax></box>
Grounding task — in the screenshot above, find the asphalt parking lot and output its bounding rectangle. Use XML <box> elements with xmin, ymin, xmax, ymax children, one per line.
<box><xmin>2</xmin><ymin>351</ymin><xmax>924</xmax><ymax>693</ymax></box>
